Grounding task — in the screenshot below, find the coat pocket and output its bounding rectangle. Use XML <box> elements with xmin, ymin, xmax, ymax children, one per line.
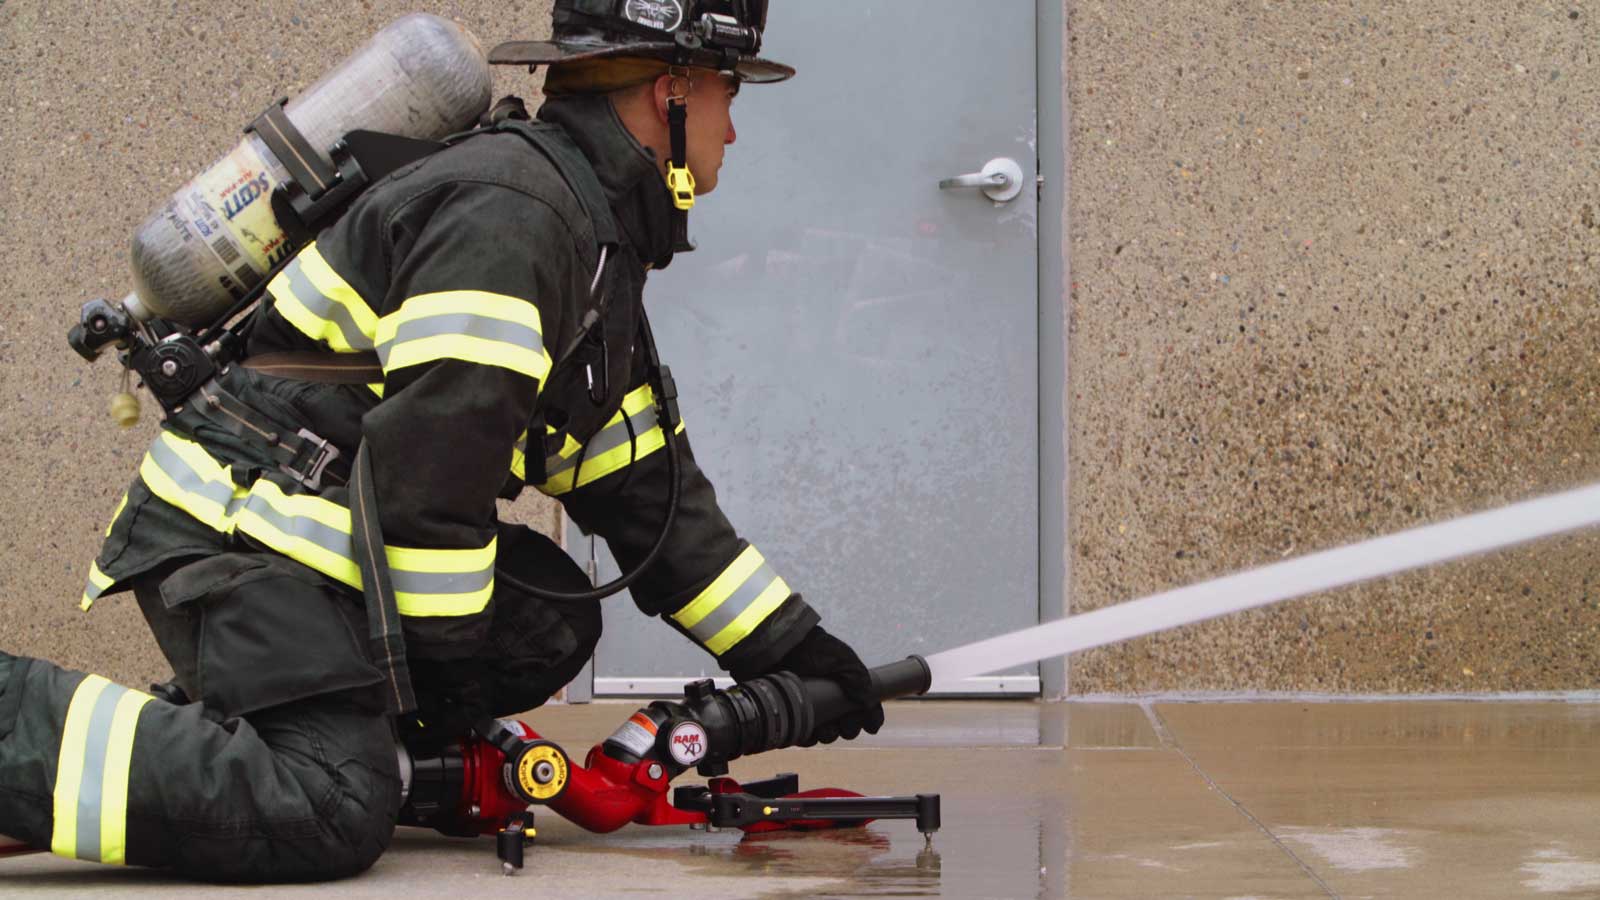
<box><xmin>160</xmin><ymin>553</ymin><xmax>384</xmax><ymax>718</ymax></box>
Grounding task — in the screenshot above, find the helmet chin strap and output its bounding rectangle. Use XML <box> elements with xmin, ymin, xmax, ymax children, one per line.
<box><xmin>665</xmin><ymin>66</ymin><xmax>697</xmax><ymax>253</ymax></box>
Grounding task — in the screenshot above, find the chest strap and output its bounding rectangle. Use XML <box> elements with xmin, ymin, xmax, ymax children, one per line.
<box><xmin>243</xmin><ymin>352</ymin><xmax>382</xmax><ymax>384</ymax></box>
<box><xmin>186</xmin><ymin>377</ymin><xmax>346</xmax><ymax>491</ymax></box>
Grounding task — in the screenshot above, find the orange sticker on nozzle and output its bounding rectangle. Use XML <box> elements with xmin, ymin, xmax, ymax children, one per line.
<box><xmin>605</xmin><ymin>711</ymin><xmax>660</xmax><ymax>758</ymax></box>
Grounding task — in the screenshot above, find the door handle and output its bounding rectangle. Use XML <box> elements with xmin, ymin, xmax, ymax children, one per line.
<box><xmin>938</xmin><ymin>157</ymin><xmax>1024</xmax><ymax>203</ymax></box>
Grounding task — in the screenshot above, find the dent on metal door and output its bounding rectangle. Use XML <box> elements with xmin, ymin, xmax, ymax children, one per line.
<box><xmin>581</xmin><ymin>1</ymin><xmax>1040</xmax><ymax>695</ymax></box>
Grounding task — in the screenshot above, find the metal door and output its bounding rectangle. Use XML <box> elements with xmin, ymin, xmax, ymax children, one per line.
<box><xmin>582</xmin><ymin>1</ymin><xmax>1041</xmax><ymax>695</ymax></box>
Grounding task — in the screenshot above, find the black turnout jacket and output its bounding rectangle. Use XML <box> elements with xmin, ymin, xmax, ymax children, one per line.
<box><xmin>83</xmin><ymin>94</ymin><xmax>818</xmax><ymax>677</ymax></box>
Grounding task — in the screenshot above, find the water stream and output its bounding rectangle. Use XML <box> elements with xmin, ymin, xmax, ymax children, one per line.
<box><xmin>924</xmin><ymin>482</ymin><xmax>1600</xmax><ymax>687</ymax></box>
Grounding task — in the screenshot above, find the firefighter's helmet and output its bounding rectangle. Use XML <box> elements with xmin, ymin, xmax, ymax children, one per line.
<box><xmin>489</xmin><ymin>0</ymin><xmax>794</xmax><ymax>84</ymax></box>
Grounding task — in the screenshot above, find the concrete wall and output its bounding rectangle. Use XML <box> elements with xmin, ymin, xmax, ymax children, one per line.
<box><xmin>1066</xmin><ymin>1</ymin><xmax>1600</xmax><ymax>692</ymax></box>
<box><xmin>2</xmin><ymin>2</ymin><xmax>1594</xmax><ymax>694</ymax></box>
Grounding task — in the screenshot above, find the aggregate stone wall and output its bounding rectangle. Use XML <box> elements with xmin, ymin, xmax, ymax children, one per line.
<box><xmin>1066</xmin><ymin>1</ymin><xmax>1600</xmax><ymax>691</ymax></box>
<box><xmin>0</xmin><ymin>1</ymin><xmax>558</xmax><ymax>688</ymax></box>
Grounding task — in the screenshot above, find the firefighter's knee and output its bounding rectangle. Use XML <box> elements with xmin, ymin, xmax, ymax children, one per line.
<box><xmin>317</xmin><ymin>786</ymin><xmax>400</xmax><ymax>880</ymax></box>
<box><xmin>310</xmin><ymin>709</ymin><xmax>403</xmax><ymax>879</ymax></box>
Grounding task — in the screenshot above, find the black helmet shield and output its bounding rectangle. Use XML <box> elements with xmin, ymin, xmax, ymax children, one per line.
<box><xmin>489</xmin><ymin>0</ymin><xmax>793</xmax><ymax>84</ymax></box>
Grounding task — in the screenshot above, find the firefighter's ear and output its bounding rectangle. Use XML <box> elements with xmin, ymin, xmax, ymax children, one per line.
<box><xmin>651</xmin><ymin>73</ymin><xmax>676</xmax><ymax>124</ymax></box>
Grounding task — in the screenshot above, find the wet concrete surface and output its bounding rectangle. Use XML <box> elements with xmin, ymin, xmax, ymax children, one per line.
<box><xmin>5</xmin><ymin>700</ymin><xmax>1600</xmax><ymax>898</ymax></box>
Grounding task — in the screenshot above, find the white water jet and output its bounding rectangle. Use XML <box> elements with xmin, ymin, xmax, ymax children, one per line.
<box><xmin>924</xmin><ymin>482</ymin><xmax>1600</xmax><ymax>687</ymax></box>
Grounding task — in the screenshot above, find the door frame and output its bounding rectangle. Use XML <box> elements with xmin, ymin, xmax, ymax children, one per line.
<box><xmin>1037</xmin><ymin>0</ymin><xmax>1070</xmax><ymax>699</ymax></box>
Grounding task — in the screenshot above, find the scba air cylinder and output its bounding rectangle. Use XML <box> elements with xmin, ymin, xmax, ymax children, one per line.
<box><xmin>129</xmin><ymin>13</ymin><xmax>492</xmax><ymax>325</ymax></box>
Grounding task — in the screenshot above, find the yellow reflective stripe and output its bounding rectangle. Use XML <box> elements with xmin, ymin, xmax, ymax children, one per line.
<box><xmin>387</xmin><ymin>542</ymin><xmax>497</xmax><ymax>617</ymax></box>
<box><xmin>268</xmin><ymin>243</ymin><xmax>379</xmax><ymax>352</ymax></box>
<box><xmin>81</xmin><ymin>487</ymin><xmax>128</xmax><ymax>607</ymax></box>
<box><xmin>386</xmin><ymin>542</ymin><xmax>497</xmax><ymax>575</ymax></box>
<box><xmin>137</xmin><ymin>430</ymin><xmax>496</xmax><ymax>618</ymax></box>
<box><xmin>618</xmin><ymin>384</ymin><xmax>656</xmax><ymax>418</ymax></box>
<box><xmin>81</xmin><ymin>562</ymin><xmax>114</xmax><ymax>611</ymax></box>
<box><xmin>510</xmin><ymin>430</ymin><xmax>529</xmax><ymax>482</ymax></box>
<box><xmin>673</xmin><ymin>545</ymin><xmax>765</xmax><ymax>630</ymax></box>
<box><xmin>704</xmin><ymin>577</ymin><xmax>791</xmax><ymax>656</ymax></box>
<box><xmin>50</xmin><ymin>676</ymin><xmax>153</xmax><ymax>865</ymax></box>
<box><xmin>233</xmin><ymin>480</ymin><xmax>361</xmax><ymax>587</ymax></box>
<box><xmin>139</xmin><ymin>433</ymin><xmax>246</xmax><ymax>531</ymax></box>
<box><xmin>393</xmin><ymin>585</ymin><xmax>493</xmax><ymax>617</ymax></box>
<box><xmin>238</xmin><ymin>488</ymin><xmax>495</xmax><ymax>615</ymax></box>
<box><xmin>542</xmin><ymin>422</ymin><xmax>682</xmax><ymax>496</ymax></box>
<box><xmin>157</xmin><ymin>431</ymin><xmax>494</xmax><ymax>611</ymax></box>
<box><xmin>672</xmin><ymin>544</ymin><xmax>792</xmax><ymax>655</ymax></box>
<box><xmin>530</xmin><ymin>433</ymin><xmax>584</xmax><ymax>489</ymax></box>
<box><xmin>99</xmin><ymin>689</ymin><xmax>154</xmax><ymax>865</ymax></box>
<box><xmin>86</xmin><ymin>563</ymin><xmax>113</xmax><ymax>592</ymax></box>
<box><xmin>51</xmin><ymin>675</ymin><xmax>110</xmax><ymax>860</ymax></box>
<box><xmin>538</xmin><ymin>385</ymin><xmax>684</xmax><ymax>496</ymax></box>
<box><xmin>376</xmin><ymin>291</ymin><xmax>551</xmax><ymax>382</ymax></box>
<box><xmin>104</xmin><ymin>493</ymin><xmax>128</xmax><ymax>537</ymax></box>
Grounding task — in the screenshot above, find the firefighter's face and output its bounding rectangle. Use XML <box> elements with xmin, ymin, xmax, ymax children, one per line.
<box><xmin>653</xmin><ymin>68</ymin><xmax>739</xmax><ymax>195</ymax></box>
<box><xmin>683</xmin><ymin>71</ymin><xmax>739</xmax><ymax>195</ymax></box>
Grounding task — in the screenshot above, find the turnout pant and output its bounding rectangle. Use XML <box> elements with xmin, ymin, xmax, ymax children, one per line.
<box><xmin>0</xmin><ymin>526</ymin><xmax>600</xmax><ymax>882</ymax></box>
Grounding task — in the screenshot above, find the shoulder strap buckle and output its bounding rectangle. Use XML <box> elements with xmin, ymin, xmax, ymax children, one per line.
<box><xmin>281</xmin><ymin>428</ymin><xmax>341</xmax><ymax>492</ymax></box>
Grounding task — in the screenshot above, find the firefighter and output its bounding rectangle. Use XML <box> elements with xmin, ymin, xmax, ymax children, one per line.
<box><xmin>0</xmin><ymin>0</ymin><xmax>883</xmax><ymax>881</ymax></box>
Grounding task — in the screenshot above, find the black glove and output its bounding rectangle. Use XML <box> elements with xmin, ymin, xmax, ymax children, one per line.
<box><xmin>732</xmin><ymin>626</ymin><xmax>885</xmax><ymax>746</ymax></box>
<box><xmin>401</xmin><ymin>657</ymin><xmax>493</xmax><ymax>755</ymax></box>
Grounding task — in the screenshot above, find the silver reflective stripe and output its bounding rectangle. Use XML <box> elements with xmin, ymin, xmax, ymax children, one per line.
<box><xmin>145</xmin><ymin>432</ymin><xmax>496</xmax><ymax>601</ymax></box>
<box><xmin>238</xmin><ymin>493</ymin><xmax>348</xmax><ymax>560</ymax></box>
<box><xmin>284</xmin><ymin>260</ymin><xmax>375</xmax><ymax>350</ymax></box>
<box><xmin>375</xmin><ymin>313</ymin><xmax>544</xmax><ymax>368</ymax></box>
<box><xmin>147</xmin><ymin>437</ymin><xmax>237</xmax><ymax>512</ymax></box>
<box><xmin>684</xmin><ymin>561</ymin><xmax>783</xmax><ymax>645</ymax></box>
<box><xmin>73</xmin><ymin>683</ymin><xmax>128</xmax><ymax>861</ymax></box>
<box><xmin>239</xmin><ymin>494</ymin><xmax>490</xmax><ymax>595</ymax></box>
<box><xmin>545</xmin><ymin>402</ymin><xmax>661</xmax><ymax>479</ymax></box>
<box><xmin>391</xmin><ymin>566</ymin><xmax>495</xmax><ymax>596</ymax></box>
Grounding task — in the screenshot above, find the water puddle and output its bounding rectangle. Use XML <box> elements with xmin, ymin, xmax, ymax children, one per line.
<box><xmin>1522</xmin><ymin>846</ymin><xmax>1600</xmax><ymax>894</ymax></box>
<box><xmin>1276</xmin><ymin>826</ymin><xmax>1418</xmax><ymax>872</ymax></box>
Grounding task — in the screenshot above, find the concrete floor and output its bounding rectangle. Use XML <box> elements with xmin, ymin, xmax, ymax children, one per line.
<box><xmin>5</xmin><ymin>699</ymin><xmax>1600</xmax><ymax>898</ymax></box>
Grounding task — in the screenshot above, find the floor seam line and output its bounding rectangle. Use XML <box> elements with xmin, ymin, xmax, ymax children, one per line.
<box><xmin>1143</xmin><ymin>703</ymin><xmax>1342</xmax><ymax>900</ymax></box>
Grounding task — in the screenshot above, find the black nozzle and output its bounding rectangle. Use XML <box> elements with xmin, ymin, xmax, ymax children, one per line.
<box><xmin>637</xmin><ymin>656</ymin><xmax>935</xmax><ymax>779</ymax></box>
<box><xmin>802</xmin><ymin>655</ymin><xmax>933</xmax><ymax>732</ymax></box>
<box><xmin>869</xmin><ymin>655</ymin><xmax>934</xmax><ymax>701</ymax></box>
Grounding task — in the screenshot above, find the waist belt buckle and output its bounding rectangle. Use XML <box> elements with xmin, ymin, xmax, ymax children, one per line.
<box><xmin>283</xmin><ymin>428</ymin><xmax>340</xmax><ymax>491</ymax></box>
